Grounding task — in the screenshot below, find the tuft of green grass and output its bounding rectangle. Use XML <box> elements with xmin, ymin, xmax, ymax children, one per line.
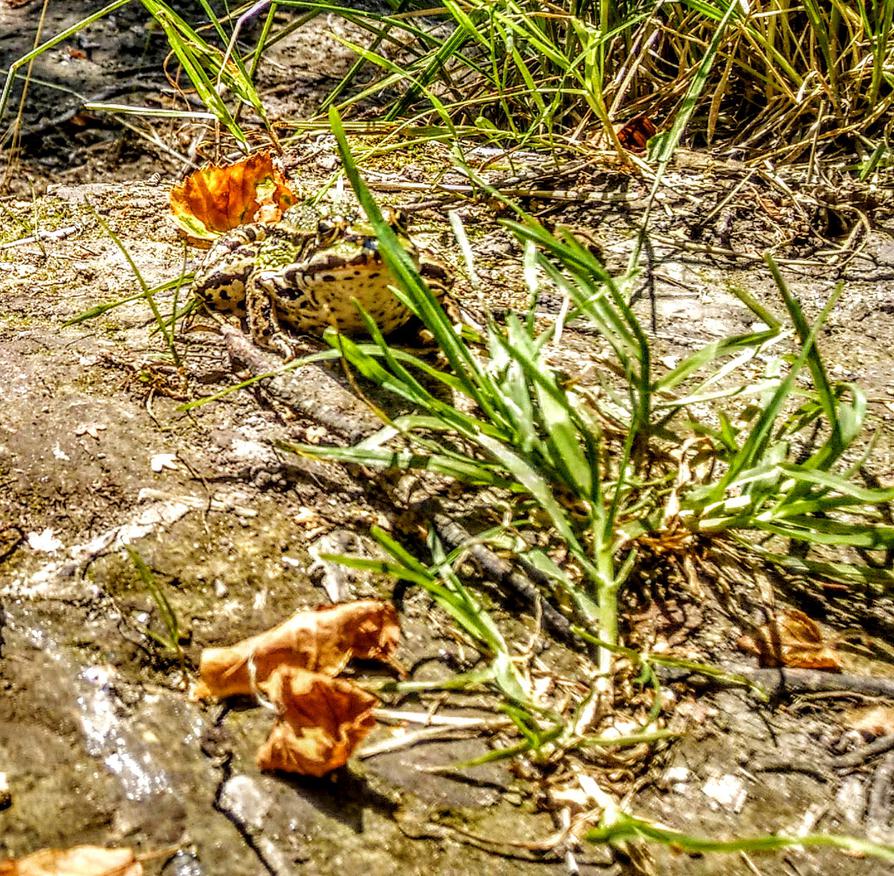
<box><xmin>287</xmin><ymin>108</ymin><xmax>893</xmax><ymax>678</ymax></box>
<box><xmin>125</xmin><ymin>546</ymin><xmax>184</xmax><ymax>662</ymax></box>
<box><xmin>271</xmin><ymin>107</ymin><xmax>894</xmax><ymax>864</ymax></box>
<box><xmin>6</xmin><ymin>1</ymin><xmax>891</xmax><ymax>165</ymax></box>
<box><xmin>587</xmin><ymin>814</ymin><xmax>894</xmax><ymax>863</ymax></box>
<box><xmin>275</xmin><ymin>0</ymin><xmax>894</xmax><ymax>162</ymax></box>
<box><xmin>139</xmin><ymin>0</ymin><xmax>272</xmax><ymax>149</ymax></box>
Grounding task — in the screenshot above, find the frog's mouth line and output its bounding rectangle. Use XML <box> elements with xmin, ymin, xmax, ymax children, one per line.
<box><xmin>306</xmin><ymin>250</ymin><xmax>382</xmax><ymax>275</ymax></box>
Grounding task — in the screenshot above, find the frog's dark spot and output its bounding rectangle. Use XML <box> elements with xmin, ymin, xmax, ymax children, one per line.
<box><xmin>218</xmin><ymin>290</ymin><xmax>230</xmax><ymax>301</ymax></box>
<box><xmin>322</xmin><ymin>274</ymin><xmax>337</xmax><ymax>282</ymax></box>
<box><xmin>368</xmin><ymin>272</ymin><xmax>380</xmax><ymax>280</ymax></box>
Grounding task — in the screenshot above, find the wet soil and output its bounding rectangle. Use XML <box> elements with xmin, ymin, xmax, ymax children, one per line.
<box><xmin>2</xmin><ymin>6</ymin><xmax>894</xmax><ymax>876</ymax></box>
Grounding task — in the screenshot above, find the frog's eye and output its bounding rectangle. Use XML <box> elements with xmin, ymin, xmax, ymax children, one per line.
<box><xmin>316</xmin><ymin>217</ymin><xmax>342</xmax><ymax>245</ymax></box>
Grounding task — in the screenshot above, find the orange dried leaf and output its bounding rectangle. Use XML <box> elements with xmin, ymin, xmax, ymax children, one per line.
<box><xmin>847</xmin><ymin>705</ymin><xmax>894</xmax><ymax>739</ymax></box>
<box><xmin>169</xmin><ymin>151</ymin><xmax>295</xmax><ymax>240</ymax></box>
<box><xmin>0</xmin><ymin>846</ymin><xmax>141</xmax><ymax>876</ymax></box>
<box><xmin>615</xmin><ymin>112</ymin><xmax>657</xmax><ymax>152</ymax></box>
<box><xmin>256</xmin><ymin>667</ymin><xmax>378</xmax><ymax>776</ymax></box>
<box><xmin>194</xmin><ymin>600</ymin><xmax>400</xmax><ymax>700</ymax></box>
<box><xmin>738</xmin><ymin>609</ymin><xmax>841</xmax><ymax>670</ymax></box>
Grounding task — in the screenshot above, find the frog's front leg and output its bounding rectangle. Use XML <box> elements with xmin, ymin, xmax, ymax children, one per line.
<box><xmin>193</xmin><ymin>225</ymin><xmax>270</xmax><ymax>316</ymax></box>
<box><xmin>246</xmin><ymin>270</ymin><xmax>302</xmax><ymax>359</ymax></box>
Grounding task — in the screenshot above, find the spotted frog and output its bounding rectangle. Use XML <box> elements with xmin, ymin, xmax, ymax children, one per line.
<box><xmin>193</xmin><ymin>207</ymin><xmax>452</xmax><ymax>357</ymax></box>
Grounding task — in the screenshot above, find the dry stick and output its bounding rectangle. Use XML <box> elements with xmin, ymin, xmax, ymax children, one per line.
<box><xmin>217</xmin><ymin>0</ymin><xmax>273</xmax><ymax>87</ymax></box>
<box><xmin>649</xmin><ymin>233</ymin><xmax>831</xmax><ymax>267</ymax></box>
<box><xmin>866</xmin><ymin>750</ymin><xmax>894</xmax><ymax>831</ymax></box>
<box><xmin>369</xmin><ymin>179</ymin><xmax>646</xmax><ymax>205</ymax></box>
<box><xmin>688</xmin><ymin>169</ymin><xmax>757</xmax><ymax>233</ymax></box>
<box><xmin>748</xmin><ymin>758</ymin><xmax>833</xmax><ymax>784</ymax></box>
<box><xmin>607</xmin><ymin>8</ymin><xmax>663</xmax><ymax>117</ymax></box>
<box><xmin>374</xmin><ymin>709</ymin><xmax>509</xmax><ymax>727</ymax></box>
<box><xmin>218</xmin><ymin>323</ymin><xmax>380</xmax><ymax>444</ymax></box>
<box><xmin>17</xmin><ymin>81</ymin><xmax>163</xmax><ymax>138</ymax></box>
<box><xmin>425</xmin><ymin>507</ymin><xmax>574</xmax><ymax>643</ymax></box>
<box><xmin>0</xmin><ymin>225</ymin><xmax>82</xmax><ymax>251</ymax></box>
<box><xmin>835</xmin><ymin>734</ymin><xmax>894</xmax><ymax>770</ymax></box>
<box><xmin>108</xmin><ymin>115</ymin><xmax>195</xmax><ymax>169</ymax></box>
<box><xmin>735</xmin><ymin>667</ymin><xmax>894</xmax><ymax>701</ymax></box>
<box><xmin>358</xmin><ymin>724</ymin><xmax>482</xmax><ymax>758</ymax></box>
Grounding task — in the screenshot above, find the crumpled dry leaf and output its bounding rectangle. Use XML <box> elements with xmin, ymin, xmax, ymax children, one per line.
<box><xmin>615</xmin><ymin>112</ymin><xmax>657</xmax><ymax>152</ymax></box>
<box><xmin>256</xmin><ymin>666</ymin><xmax>378</xmax><ymax>776</ymax></box>
<box><xmin>738</xmin><ymin>609</ymin><xmax>841</xmax><ymax>670</ymax></box>
<box><xmin>0</xmin><ymin>846</ymin><xmax>141</xmax><ymax>876</ymax></box>
<box><xmin>194</xmin><ymin>599</ymin><xmax>400</xmax><ymax>700</ymax></box>
<box><xmin>194</xmin><ymin>600</ymin><xmax>397</xmax><ymax>776</ymax></box>
<box><xmin>169</xmin><ymin>151</ymin><xmax>295</xmax><ymax>241</ymax></box>
<box><xmin>846</xmin><ymin>704</ymin><xmax>894</xmax><ymax>739</ymax></box>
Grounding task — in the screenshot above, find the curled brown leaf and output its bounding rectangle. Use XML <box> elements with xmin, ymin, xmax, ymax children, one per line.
<box><xmin>0</xmin><ymin>846</ymin><xmax>141</xmax><ymax>876</ymax></box>
<box><xmin>194</xmin><ymin>600</ymin><xmax>400</xmax><ymax>700</ymax></box>
<box><xmin>738</xmin><ymin>609</ymin><xmax>841</xmax><ymax>671</ymax></box>
<box><xmin>256</xmin><ymin>667</ymin><xmax>378</xmax><ymax>776</ymax></box>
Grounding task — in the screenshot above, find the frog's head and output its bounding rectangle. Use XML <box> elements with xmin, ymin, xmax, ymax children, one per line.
<box><xmin>315</xmin><ymin>207</ymin><xmax>409</xmax><ymax>246</ymax></box>
<box><xmin>308</xmin><ymin>208</ymin><xmax>416</xmax><ymax>266</ymax></box>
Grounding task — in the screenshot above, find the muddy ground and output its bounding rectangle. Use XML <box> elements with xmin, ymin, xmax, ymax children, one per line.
<box><xmin>2</xmin><ymin>5</ymin><xmax>894</xmax><ymax>875</ymax></box>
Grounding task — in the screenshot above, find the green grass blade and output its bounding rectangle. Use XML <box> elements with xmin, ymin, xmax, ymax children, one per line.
<box><xmin>587</xmin><ymin>814</ymin><xmax>894</xmax><ymax>863</ymax></box>
<box><xmin>281</xmin><ymin>441</ymin><xmax>509</xmax><ymax>487</ymax></box>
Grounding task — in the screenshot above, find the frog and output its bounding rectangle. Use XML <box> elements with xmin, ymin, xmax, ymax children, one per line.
<box><xmin>192</xmin><ymin>206</ymin><xmax>452</xmax><ymax>358</ymax></box>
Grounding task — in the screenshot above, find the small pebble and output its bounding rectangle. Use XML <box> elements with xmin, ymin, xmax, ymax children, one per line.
<box><xmin>0</xmin><ymin>772</ymin><xmax>11</xmax><ymax>810</ymax></box>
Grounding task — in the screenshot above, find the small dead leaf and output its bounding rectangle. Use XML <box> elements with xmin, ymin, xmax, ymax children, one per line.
<box><xmin>169</xmin><ymin>151</ymin><xmax>296</xmax><ymax>241</ymax></box>
<box><xmin>615</xmin><ymin>113</ymin><xmax>657</xmax><ymax>152</ymax></box>
<box><xmin>846</xmin><ymin>705</ymin><xmax>894</xmax><ymax>739</ymax></box>
<box><xmin>738</xmin><ymin>609</ymin><xmax>841</xmax><ymax>670</ymax></box>
<box><xmin>293</xmin><ymin>506</ymin><xmax>324</xmax><ymax>528</ymax></box>
<box><xmin>26</xmin><ymin>528</ymin><xmax>63</xmax><ymax>553</ymax></box>
<box><xmin>303</xmin><ymin>425</ymin><xmax>328</xmax><ymax>445</ymax></box>
<box><xmin>0</xmin><ymin>846</ymin><xmax>141</xmax><ymax>876</ymax></box>
<box><xmin>74</xmin><ymin>422</ymin><xmax>107</xmax><ymax>440</ymax></box>
<box><xmin>255</xmin><ymin>667</ymin><xmax>378</xmax><ymax>776</ymax></box>
<box><xmin>194</xmin><ymin>600</ymin><xmax>399</xmax><ymax>700</ymax></box>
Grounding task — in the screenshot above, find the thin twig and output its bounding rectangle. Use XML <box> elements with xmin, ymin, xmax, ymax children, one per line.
<box><xmin>835</xmin><ymin>734</ymin><xmax>894</xmax><ymax>770</ymax></box>
<box><xmin>0</xmin><ymin>224</ymin><xmax>82</xmax><ymax>251</ymax></box>
<box><xmin>735</xmin><ymin>667</ymin><xmax>894</xmax><ymax>701</ymax></box>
